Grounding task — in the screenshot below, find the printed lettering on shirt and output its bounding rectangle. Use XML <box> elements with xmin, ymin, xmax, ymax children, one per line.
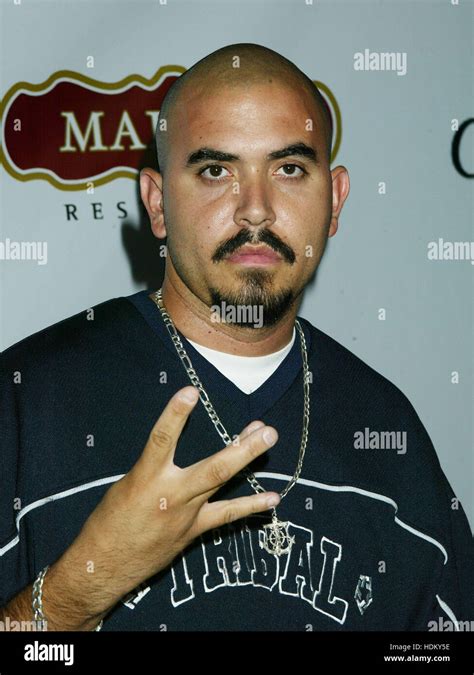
<box><xmin>169</xmin><ymin>515</ymin><xmax>349</xmax><ymax>625</ymax></box>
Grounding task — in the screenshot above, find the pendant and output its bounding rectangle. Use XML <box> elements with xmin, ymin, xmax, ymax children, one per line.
<box><xmin>261</xmin><ymin>510</ymin><xmax>295</xmax><ymax>556</ymax></box>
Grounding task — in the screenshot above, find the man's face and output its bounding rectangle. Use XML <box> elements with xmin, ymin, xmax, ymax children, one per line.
<box><xmin>158</xmin><ymin>80</ymin><xmax>336</xmax><ymax>327</ymax></box>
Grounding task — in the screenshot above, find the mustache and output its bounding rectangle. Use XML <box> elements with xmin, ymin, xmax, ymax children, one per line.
<box><xmin>212</xmin><ymin>228</ymin><xmax>296</xmax><ymax>264</ymax></box>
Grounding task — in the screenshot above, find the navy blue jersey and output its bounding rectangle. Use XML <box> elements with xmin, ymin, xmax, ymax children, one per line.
<box><xmin>1</xmin><ymin>290</ymin><xmax>473</xmax><ymax>631</ymax></box>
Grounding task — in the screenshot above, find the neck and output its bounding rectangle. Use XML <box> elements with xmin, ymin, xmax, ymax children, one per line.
<box><xmin>152</xmin><ymin>276</ymin><xmax>300</xmax><ymax>357</ymax></box>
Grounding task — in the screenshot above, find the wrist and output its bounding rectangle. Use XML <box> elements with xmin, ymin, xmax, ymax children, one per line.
<box><xmin>38</xmin><ymin>560</ymin><xmax>110</xmax><ymax>631</ymax></box>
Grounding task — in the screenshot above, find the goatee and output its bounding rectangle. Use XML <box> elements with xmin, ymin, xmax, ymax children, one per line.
<box><xmin>209</xmin><ymin>272</ymin><xmax>294</xmax><ymax>328</ymax></box>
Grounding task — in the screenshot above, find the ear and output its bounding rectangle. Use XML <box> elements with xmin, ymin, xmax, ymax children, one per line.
<box><xmin>139</xmin><ymin>168</ymin><xmax>166</xmax><ymax>238</ymax></box>
<box><xmin>328</xmin><ymin>166</ymin><xmax>350</xmax><ymax>237</ymax></box>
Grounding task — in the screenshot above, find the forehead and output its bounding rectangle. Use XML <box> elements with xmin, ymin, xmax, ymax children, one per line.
<box><xmin>172</xmin><ymin>80</ymin><xmax>323</xmax><ymax>154</ymax></box>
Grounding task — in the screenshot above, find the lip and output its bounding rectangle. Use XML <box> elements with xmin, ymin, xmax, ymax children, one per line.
<box><xmin>226</xmin><ymin>245</ymin><xmax>282</xmax><ymax>266</ymax></box>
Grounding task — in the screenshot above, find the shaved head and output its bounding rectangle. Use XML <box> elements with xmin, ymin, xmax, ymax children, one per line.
<box><xmin>155</xmin><ymin>43</ymin><xmax>333</xmax><ymax>175</ymax></box>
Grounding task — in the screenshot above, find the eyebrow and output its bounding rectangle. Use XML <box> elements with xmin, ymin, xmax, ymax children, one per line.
<box><xmin>185</xmin><ymin>142</ymin><xmax>318</xmax><ymax>167</ymax></box>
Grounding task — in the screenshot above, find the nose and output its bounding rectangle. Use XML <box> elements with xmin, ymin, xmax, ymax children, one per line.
<box><xmin>233</xmin><ymin>173</ymin><xmax>276</xmax><ymax>230</ymax></box>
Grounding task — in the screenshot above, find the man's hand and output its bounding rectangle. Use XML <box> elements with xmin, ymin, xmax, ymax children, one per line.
<box><xmin>43</xmin><ymin>385</ymin><xmax>280</xmax><ymax>623</ymax></box>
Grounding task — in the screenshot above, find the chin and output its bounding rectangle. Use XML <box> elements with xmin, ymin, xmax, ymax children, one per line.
<box><xmin>208</xmin><ymin>278</ymin><xmax>294</xmax><ymax>329</ymax></box>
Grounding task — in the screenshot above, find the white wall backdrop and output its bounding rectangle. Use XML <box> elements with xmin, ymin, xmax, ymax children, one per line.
<box><xmin>1</xmin><ymin>0</ymin><xmax>472</xmax><ymax>528</ymax></box>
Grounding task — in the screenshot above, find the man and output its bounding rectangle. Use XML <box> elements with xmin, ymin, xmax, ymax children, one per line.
<box><xmin>1</xmin><ymin>43</ymin><xmax>472</xmax><ymax>632</ymax></box>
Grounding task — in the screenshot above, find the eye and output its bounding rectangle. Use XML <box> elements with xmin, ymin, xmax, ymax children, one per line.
<box><xmin>198</xmin><ymin>164</ymin><xmax>232</xmax><ymax>182</ymax></box>
<box><xmin>275</xmin><ymin>164</ymin><xmax>307</xmax><ymax>178</ymax></box>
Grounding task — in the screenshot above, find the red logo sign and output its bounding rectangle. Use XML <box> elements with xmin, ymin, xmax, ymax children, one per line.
<box><xmin>1</xmin><ymin>67</ymin><xmax>340</xmax><ymax>191</ymax></box>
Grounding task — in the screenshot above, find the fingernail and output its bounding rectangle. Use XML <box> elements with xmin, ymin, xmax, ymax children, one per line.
<box><xmin>263</xmin><ymin>428</ymin><xmax>277</xmax><ymax>445</ymax></box>
<box><xmin>245</xmin><ymin>421</ymin><xmax>265</xmax><ymax>435</ymax></box>
<box><xmin>266</xmin><ymin>494</ymin><xmax>280</xmax><ymax>507</ymax></box>
<box><xmin>181</xmin><ymin>388</ymin><xmax>198</xmax><ymax>403</ymax></box>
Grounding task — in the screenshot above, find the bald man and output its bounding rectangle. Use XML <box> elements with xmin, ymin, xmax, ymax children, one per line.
<box><xmin>1</xmin><ymin>44</ymin><xmax>472</xmax><ymax>632</ymax></box>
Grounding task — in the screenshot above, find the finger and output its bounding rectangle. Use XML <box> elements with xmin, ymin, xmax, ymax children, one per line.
<box><xmin>222</xmin><ymin>420</ymin><xmax>266</xmax><ymax>450</ymax></box>
<box><xmin>193</xmin><ymin>492</ymin><xmax>281</xmax><ymax>535</ymax></box>
<box><xmin>186</xmin><ymin>421</ymin><xmax>267</xmax><ymax>503</ymax></box>
<box><xmin>239</xmin><ymin>420</ymin><xmax>265</xmax><ymax>441</ymax></box>
<box><xmin>185</xmin><ymin>424</ymin><xmax>278</xmax><ymax>502</ymax></box>
<box><xmin>136</xmin><ymin>386</ymin><xmax>200</xmax><ymax>474</ymax></box>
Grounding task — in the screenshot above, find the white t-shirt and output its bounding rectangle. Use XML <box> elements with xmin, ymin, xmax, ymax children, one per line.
<box><xmin>186</xmin><ymin>327</ymin><xmax>296</xmax><ymax>394</ymax></box>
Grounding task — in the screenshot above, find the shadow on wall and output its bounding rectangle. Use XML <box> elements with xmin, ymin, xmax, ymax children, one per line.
<box><xmin>121</xmin><ymin>140</ymin><xmax>166</xmax><ymax>291</ymax></box>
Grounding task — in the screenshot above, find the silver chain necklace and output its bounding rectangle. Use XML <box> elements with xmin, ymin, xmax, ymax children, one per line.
<box><xmin>152</xmin><ymin>288</ymin><xmax>311</xmax><ymax>556</ymax></box>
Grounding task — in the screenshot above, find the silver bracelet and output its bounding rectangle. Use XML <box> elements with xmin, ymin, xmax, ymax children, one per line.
<box><xmin>32</xmin><ymin>564</ymin><xmax>104</xmax><ymax>631</ymax></box>
<box><xmin>32</xmin><ymin>564</ymin><xmax>49</xmax><ymax>630</ymax></box>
